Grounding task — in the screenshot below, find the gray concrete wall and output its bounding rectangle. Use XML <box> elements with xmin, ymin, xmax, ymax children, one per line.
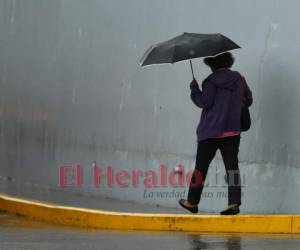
<box><xmin>0</xmin><ymin>0</ymin><xmax>300</xmax><ymax>213</ymax></box>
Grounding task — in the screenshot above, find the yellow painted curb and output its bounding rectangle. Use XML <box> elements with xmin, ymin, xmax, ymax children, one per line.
<box><xmin>0</xmin><ymin>193</ymin><xmax>300</xmax><ymax>233</ymax></box>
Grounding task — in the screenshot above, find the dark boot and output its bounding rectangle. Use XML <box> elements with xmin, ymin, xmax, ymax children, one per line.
<box><xmin>179</xmin><ymin>199</ymin><xmax>198</xmax><ymax>214</ymax></box>
<box><xmin>220</xmin><ymin>204</ymin><xmax>240</xmax><ymax>215</ymax></box>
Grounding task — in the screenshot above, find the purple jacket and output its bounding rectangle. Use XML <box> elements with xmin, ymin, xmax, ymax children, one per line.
<box><xmin>190</xmin><ymin>69</ymin><xmax>253</xmax><ymax>142</ymax></box>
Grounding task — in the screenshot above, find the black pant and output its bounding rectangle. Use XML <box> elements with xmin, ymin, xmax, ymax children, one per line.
<box><xmin>187</xmin><ymin>135</ymin><xmax>241</xmax><ymax>206</ymax></box>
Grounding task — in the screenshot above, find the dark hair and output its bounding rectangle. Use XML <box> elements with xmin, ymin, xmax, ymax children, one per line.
<box><xmin>203</xmin><ymin>52</ymin><xmax>234</xmax><ymax>70</ymax></box>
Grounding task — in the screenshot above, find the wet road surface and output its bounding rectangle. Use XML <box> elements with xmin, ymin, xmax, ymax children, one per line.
<box><xmin>1</xmin><ymin>178</ymin><xmax>300</xmax><ymax>249</ymax></box>
<box><xmin>1</xmin><ymin>213</ymin><xmax>300</xmax><ymax>250</ymax></box>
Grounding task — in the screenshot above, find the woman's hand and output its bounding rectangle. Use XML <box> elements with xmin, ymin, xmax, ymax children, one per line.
<box><xmin>190</xmin><ymin>79</ymin><xmax>199</xmax><ymax>89</ymax></box>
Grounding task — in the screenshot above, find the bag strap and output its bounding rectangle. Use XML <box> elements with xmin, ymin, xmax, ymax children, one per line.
<box><xmin>240</xmin><ymin>77</ymin><xmax>246</xmax><ymax>107</ymax></box>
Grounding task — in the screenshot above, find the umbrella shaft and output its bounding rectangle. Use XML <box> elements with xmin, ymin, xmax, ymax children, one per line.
<box><xmin>189</xmin><ymin>60</ymin><xmax>195</xmax><ymax>79</ymax></box>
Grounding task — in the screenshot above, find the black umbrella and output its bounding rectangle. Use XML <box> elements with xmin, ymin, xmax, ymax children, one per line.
<box><xmin>140</xmin><ymin>32</ymin><xmax>240</xmax><ymax>79</ymax></box>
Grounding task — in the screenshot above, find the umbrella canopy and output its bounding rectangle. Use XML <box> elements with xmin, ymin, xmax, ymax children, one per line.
<box><xmin>140</xmin><ymin>33</ymin><xmax>240</xmax><ymax>66</ymax></box>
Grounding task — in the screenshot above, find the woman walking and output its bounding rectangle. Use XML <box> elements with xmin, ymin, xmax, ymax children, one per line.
<box><xmin>179</xmin><ymin>52</ymin><xmax>253</xmax><ymax>215</ymax></box>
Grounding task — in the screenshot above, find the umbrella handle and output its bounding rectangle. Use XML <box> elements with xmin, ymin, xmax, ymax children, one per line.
<box><xmin>189</xmin><ymin>60</ymin><xmax>195</xmax><ymax>80</ymax></box>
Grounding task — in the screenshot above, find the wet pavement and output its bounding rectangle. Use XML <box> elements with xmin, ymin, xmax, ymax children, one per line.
<box><xmin>1</xmin><ymin>178</ymin><xmax>300</xmax><ymax>249</ymax></box>
<box><xmin>0</xmin><ymin>212</ymin><xmax>300</xmax><ymax>250</ymax></box>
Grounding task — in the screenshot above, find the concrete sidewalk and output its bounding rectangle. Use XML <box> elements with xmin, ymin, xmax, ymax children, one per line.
<box><xmin>0</xmin><ymin>178</ymin><xmax>184</xmax><ymax>214</ymax></box>
<box><xmin>1</xmin><ymin>178</ymin><xmax>300</xmax><ymax>234</ymax></box>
